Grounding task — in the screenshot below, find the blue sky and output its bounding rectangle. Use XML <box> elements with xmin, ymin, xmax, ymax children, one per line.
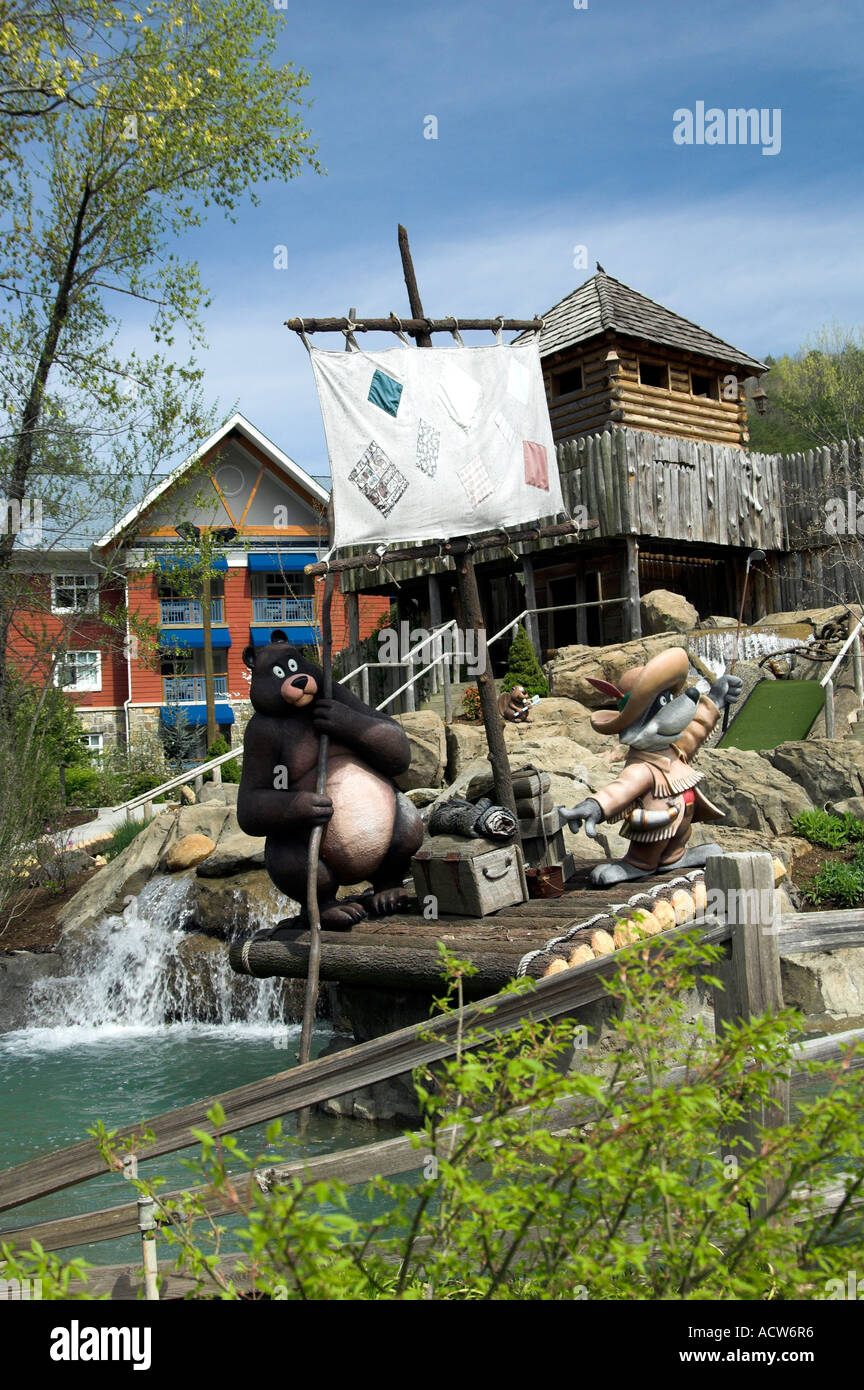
<box><xmin>165</xmin><ymin>0</ymin><xmax>864</xmax><ymax>480</ymax></box>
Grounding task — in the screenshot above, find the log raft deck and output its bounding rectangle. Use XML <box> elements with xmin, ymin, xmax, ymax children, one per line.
<box><xmin>229</xmin><ymin>865</ymin><xmax>689</xmax><ymax>997</ymax></box>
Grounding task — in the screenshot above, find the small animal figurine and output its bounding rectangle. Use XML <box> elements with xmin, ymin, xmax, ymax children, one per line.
<box><xmin>498</xmin><ymin>684</ymin><xmax>532</xmax><ymax>723</ymax></box>
<box><xmin>559</xmin><ymin>647</ymin><xmax>741</xmax><ymax>887</ymax></box>
<box><xmin>238</xmin><ymin>631</ymin><xmax>424</xmax><ymax>929</ymax></box>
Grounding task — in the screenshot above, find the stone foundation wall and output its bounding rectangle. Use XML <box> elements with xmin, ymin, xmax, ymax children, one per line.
<box><xmin>77</xmin><ymin>707</ymin><xmax>126</xmax><ymax>751</ymax></box>
<box><xmin>127</xmin><ymin>701</ymin><xmax>253</xmax><ymax>752</ymax></box>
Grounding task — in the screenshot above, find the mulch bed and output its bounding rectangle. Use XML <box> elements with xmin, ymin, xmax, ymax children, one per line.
<box><xmin>0</xmin><ymin>868</ymin><xmax>98</xmax><ymax>955</ymax></box>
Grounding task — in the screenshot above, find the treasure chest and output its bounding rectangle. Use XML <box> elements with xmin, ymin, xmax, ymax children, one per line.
<box><xmin>411</xmin><ymin>834</ymin><xmax>528</xmax><ymax>917</ymax></box>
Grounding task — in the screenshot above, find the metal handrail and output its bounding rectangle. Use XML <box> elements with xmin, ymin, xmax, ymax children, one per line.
<box><xmin>120</xmin><ymin>744</ymin><xmax>244</xmax><ymax>820</ymax></box>
<box><xmin>338</xmin><ymin>619</ymin><xmax>459</xmax><ymax>685</ymax></box>
<box><xmin>820</xmin><ymin>617</ymin><xmax>864</xmax><ymax>688</ymax></box>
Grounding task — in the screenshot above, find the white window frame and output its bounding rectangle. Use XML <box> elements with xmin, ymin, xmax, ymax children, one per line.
<box><xmin>56</xmin><ymin>650</ymin><xmax>102</xmax><ymax>693</ymax></box>
<box><xmin>51</xmin><ymin>573</ymin><xmax>99</xmax><ymax>615</ymax></box>
<box><xmin>80</xmin><ymin>732</ymin><xmax>104</xmax><ymax>758</ymax></box>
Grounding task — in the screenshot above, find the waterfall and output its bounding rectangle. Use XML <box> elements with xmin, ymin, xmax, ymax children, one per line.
<box><xmin>690</xmin><ymin>627</ymin><xmax>812</xmax><ymax>679</ymax></box>
<box><xmin>26</xmin><ymin>875</ymin><xmax>292</xmax><ymax>1042</ymax></box>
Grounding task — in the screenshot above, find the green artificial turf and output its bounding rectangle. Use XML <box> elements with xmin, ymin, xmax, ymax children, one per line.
<box><xmin>716</xmin><ymin>679</ymin><xmax>826</xmax><ymax>752</ymax></box>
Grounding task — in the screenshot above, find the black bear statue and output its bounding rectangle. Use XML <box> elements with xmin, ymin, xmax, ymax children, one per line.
<box><xmin>237</xmin><ymin>631</ymin><xmax>424</xmax><ymax>929</ymax></box>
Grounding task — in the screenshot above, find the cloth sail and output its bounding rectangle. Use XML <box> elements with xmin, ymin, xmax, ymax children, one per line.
<box><xmin>309</xmin><ymin>340</ymin><xmax>564</xmax><ymax>549</ymax></box>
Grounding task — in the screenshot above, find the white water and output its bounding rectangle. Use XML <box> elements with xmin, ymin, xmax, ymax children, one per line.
<box><xmin>22</xmin><ymin>875</ymin><xmax>292</xmax><ymax>1050</ymax></box>
<box><xmin>690</xmin><ymin>627</ymin><xmax>812</xmax><ymax>680</ymax></box>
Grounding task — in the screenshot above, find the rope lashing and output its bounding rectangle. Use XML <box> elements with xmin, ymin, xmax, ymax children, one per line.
<box><xmin>295</xmin><ymin>317</ymin><xmax>313</xmax><ymax>352</ymax></box>
<box><xmin>448</xmin><ymin>316</ymin><xmax>465</xmax><ymax>347</ymax></box>
<box><xmin>388</xmin><ymin>312</ymin><xmax>412</xmax><ymax>346</ymax></box>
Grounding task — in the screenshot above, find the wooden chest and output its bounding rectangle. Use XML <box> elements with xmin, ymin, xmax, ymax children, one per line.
<box><xmin>411</xmin><ymin>835</ymin><xmax>528</xmax><ymax>917</ymax></box>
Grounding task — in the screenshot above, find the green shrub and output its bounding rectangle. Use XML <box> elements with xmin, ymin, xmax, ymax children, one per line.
<box><xmin>802</xmin><ymin>858</ymin><xmax>864</xmax><ymax>908</ymax></box>
<box><xmin>501</xmin><ymin>624</ymin><xmax>548</xmax><ymax>699</ymax></box>
<box><xmin>205</xmin><ymin>736</ymin><xmax>241</xmax><ymax>783</ymax></box>
<box><xmin>791</xmin><ymin>807</ymin><xmax>864</xmax><ymax>848</ymax></box>
<box><xmin>62</xmin><ymin>765</ymin><xmax>102</xmax><ymax>807</ymax></box>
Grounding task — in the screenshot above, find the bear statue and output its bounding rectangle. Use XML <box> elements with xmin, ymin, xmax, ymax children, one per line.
<box><xmin>237</xmin><ymin>631</ymin><xmax>424</xmax><ymax>930</ymax></box>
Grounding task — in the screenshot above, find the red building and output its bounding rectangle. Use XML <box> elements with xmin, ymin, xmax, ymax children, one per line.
<box><xmin>9</xmin><ymin>415</ymin><xmax>390</xmax><ymax>757</ymax></box>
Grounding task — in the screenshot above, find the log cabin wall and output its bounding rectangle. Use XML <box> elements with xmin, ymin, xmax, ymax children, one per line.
<box><xmin>542</xmin><ymin>338</ymin><xmax>748</xmax><ymax>448</ymax></box>
<box><xmin>339</xmin><ymin>428</ymin><xmax>864</xmax><ymax>630</ymax></box>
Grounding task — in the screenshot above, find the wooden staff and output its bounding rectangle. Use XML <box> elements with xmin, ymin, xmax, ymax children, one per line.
<box><xmin>297</xmin><ymin>568</ymin><xmax>335</xmax><ymax>1117</ymax></box>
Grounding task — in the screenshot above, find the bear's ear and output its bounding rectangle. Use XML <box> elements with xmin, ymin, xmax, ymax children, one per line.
<box><xmin>242</xmin><ymin>645</ymin><xmax>256</xmax><ymax>670</ymax></box>
<box><xmin>270</xmin><ymin>628</ymin><xmax>289</xmax><ymax>644</ymax></box>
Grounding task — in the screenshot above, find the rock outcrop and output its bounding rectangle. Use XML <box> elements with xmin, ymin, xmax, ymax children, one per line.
<box><xmin>545</xmin><ymin>633</ymin><xmax>684</xmax><ymax>705</ymax></box>
<box><xmin>694</xmin><ymin>748</ymin><xmax>814</xmax><ymax>834</ymax></box>
<box><xmin>162</xmin><ymin>834</ymin><xmax>216</xmax><ymax>873</ymax></box>
<box><xmin>640</xmin><ymin>588</ymin><xmax>700</xmax><ymax>634</ymax></box>
<box><xmin>765</xmin><ymin>739</ymin><xmax>864</xmax><ymax>808</ymax></box>
<box><xmin>393</xmin><ymin>710</ymin><xmax>447</xmax><ymax>790</ymax></box>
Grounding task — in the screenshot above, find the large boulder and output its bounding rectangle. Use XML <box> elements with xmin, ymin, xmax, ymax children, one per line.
<box><xmin>197</xmin><ymin>783</ymin><xmax>240</xmax><ymax>805</ymax></box>
<box><xmin>765</xmin><ymin>738</ymin><xmax>864</xmax><ymax>808</ymax></box>
<box><xmin>640</xmin><ymin>588</ymin><xmax>699</xmax><ymax>635</ymax></box>
<box><xmin>0</xmin><ymin>951</ymin><xmax>64</xmax><ymax>1034</ymax></box>
<box><xmin>196</xmin><ymin>830</ymin><xmax>266</xmax><ymax>878</ymax></box>
<box><xmin>696</xmin><ymin>748</ymin><xmax>814</xmax><ymax>834</ymax></box>
<box><xmin>445</xmin><ymin>723</ymin><xmax>487</xmax><ymax>781</ymax></box>
<box><xmin>162</xmin><ymin>834</ymin><xmax>216</xmax><ymax>873</ymax></box>
<box><xmin>545</xmin><ymin>633</ymin><xmax>686</xmax><ymax>705</ymax></box>
<box><xmin>444</xmin><ymin>700</ymin><xmax>612</xmax><ymax>781</ymax></box>
<box><xmin>781</xmin><ymin>951</ymin><xmax>864</xmax><ymax>1022</ymax></box>
<box><xmin>192</xmin><ymin>869</ymin><xmax>296</xmax><ymax>938</ymax></box>
<box><xmin>393</xmin><ymin>710</ymin><xmax>447</xmax><ymax>790</ymax></box>
<box><xmin>160</xmin><ymin>803</ymin><xmax>233</xmax><ymax>854</ymax></box>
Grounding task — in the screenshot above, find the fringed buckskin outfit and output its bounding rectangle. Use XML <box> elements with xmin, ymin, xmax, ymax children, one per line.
<box><xmin>591</xmin><ymin>693</ymin><xmax>724</xmax><ymax>875</ymax></box>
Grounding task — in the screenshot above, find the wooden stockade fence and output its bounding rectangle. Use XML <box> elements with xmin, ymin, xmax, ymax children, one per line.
<box><xmin>2</xmin><ymin>853</ymin><xmax>864</xmax><ymax>1294</ymax></box>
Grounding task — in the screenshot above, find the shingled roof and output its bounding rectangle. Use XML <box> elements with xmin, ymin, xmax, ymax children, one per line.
<box><xmin>516</xmin><ymin>272</ymin><xmax>767</xmax><ymax>374</ymax></box>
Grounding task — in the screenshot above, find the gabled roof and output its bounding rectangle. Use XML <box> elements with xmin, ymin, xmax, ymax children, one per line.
<box><xmin>515</xmin><ymin>272</ymin><xmax>767</xmax><ymax>374</ymax></box>
<box><xmin>96</xmin><ymin>413</ymin><xmax>330</xmax><ymax>549</ymax></box>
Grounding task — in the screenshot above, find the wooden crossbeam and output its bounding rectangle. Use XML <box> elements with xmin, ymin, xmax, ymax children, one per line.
<box><xmin>286</xmin><ymin>315</ymin><xmax>543</xmax><ymax>336</ymax></box>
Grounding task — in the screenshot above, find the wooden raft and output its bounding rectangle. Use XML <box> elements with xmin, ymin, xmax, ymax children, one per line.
<box><xmin>229</xmin><ymin>864</ymin><xmax>693</xmax><ymax>997</ymax></box>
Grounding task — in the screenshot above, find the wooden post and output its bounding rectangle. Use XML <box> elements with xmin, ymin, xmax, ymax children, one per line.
<box><xmin>346</xmin><ymin>590</ymin><xmax>360</xmax><ymax>690</ymax></box>
<box><xmin>298</xmin><ymin>570</ymin><xmax>336</xmax><ymax>1121</ymax></box>
<box><xmin>428</xmin><ymin>573</ymin><xmax>452</xmax><ymax>724</ymax></box>
<box><xmin>575</xmin><ymin>570</ymin><xmax>587</xmax><ymax>645</ymax></box>
<box><xmin>825</xmin><ymin>678</ymin><xmax>836</xmax><ymax>738</ymax></box>
<box><xmin>854</xmin><ymin>632</ymin><xmax>863</xmax><ymax>706</ymax></box>
<box><xmin>453</xmin><ymin>541</ymin><xmax>518</xmax><ymax>821</ymax></box>
<box><xmin>201</xmin><ymin>564</ymin><xmax>217</xmax><ymax>749</ymax></box>
<box><xmin>706</xmin><ymin>852</ymin><xmax>789</xmax><ymax>1220</ymax></box>
<box><xmin>398</xmin><ymin>226</ymin><xmax>432</xmax><ymax>347</ymax></box>
<box><xmin>521</xmin><ymin>552</ymin><xmax>541</xmax><ymax>659</ymax></box>
<box><xmin>625</xmin><ymin>537</ymin><xmax>641</xmax><ymax>640</ymax></box>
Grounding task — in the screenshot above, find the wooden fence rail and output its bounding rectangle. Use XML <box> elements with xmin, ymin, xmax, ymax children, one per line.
<box><xmin>0</xmin><ymin>914</ymin><xmax>732</xmax><ymax>1216</ymax></box>
<box><xmin>3</xmin><ymin>1025</ymin><xmax>863</xmax><ymax>1257</ymax></box>
<box><xmin>3</xmin><ymin>854</ymin><xmax>864</xmax><ymax>1276</ymax></box>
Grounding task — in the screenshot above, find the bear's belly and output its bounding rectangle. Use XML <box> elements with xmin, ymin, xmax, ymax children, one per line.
<box><xmin>321</xmin><ymin>755</ymin><xmax>395</xmax><ymax>882</ymax></box>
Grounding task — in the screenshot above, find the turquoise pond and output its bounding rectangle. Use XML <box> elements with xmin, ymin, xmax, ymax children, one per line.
<box><xmin>0</xmin><ymin>1022</ymin><xmax>405</xmax><ymax>1268</ymax></box>
<box><xmin>0</xmin><ymin>876</ymin><xmax>407</xmax><ymax>1271</ymax></box>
